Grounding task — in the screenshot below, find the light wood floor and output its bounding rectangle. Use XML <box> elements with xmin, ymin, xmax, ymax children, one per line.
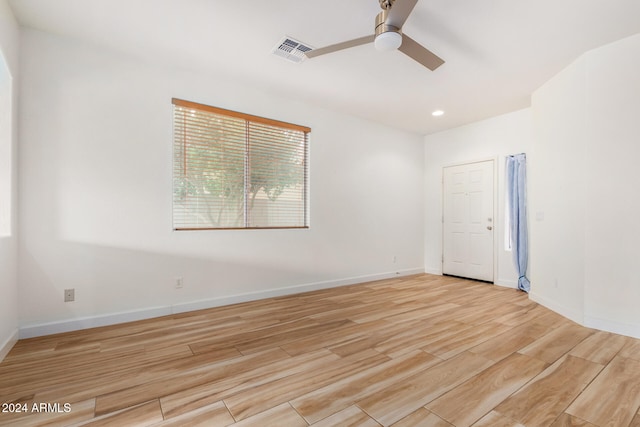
<box><xmin>2</xmin><ymin>274</ymin><xmax>640</xmax><ymax>427</ymax></box>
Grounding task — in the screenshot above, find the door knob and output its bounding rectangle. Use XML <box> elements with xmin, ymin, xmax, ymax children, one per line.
<box><xmin>487</xmin><ymin>226</ymin><xmax>493</xmax><ymax>230</ymax></box>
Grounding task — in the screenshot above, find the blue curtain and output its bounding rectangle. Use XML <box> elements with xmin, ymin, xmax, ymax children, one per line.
<box><xmin>506</xmin><ymin>154</ymin><xmax>531</xmax><ymax>293</ymax></box>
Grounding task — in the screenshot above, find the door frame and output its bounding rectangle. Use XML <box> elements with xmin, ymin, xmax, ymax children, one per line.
<box><xmin>441</xmin><ymin>156</ymin><xmax>499</xmax><ymax>283</ymax></box>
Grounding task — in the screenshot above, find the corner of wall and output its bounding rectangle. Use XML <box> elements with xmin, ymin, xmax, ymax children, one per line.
<box><xmin>0</xmin><ymin>0</ymin><xmax>20</xmax><ymax>363</ymax></box>
<box><xmin>529</xmin><ymin>291</ymin><xmax>584</xmax><ymax>326</ymax></box>
<box><xmin>0</xmin><ymin>328</ymin><xmax>18</xmax><ymax>362</ymax></box>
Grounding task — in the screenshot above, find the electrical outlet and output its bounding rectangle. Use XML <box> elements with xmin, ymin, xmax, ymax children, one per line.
<box><xmin>64</xmin><ymin>289</ymin><xmax>75</xmax><ymax>302</ymax></box>
<box><xmin>175</xmin><ymin>277</ymin><xmax>183</xmax><ymax>289</ymax></box>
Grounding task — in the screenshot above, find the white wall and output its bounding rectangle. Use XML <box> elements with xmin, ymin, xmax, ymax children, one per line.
<box><xmin>529</xmin><ymin>57</ymin><xmax>588</xmax><ymax>324</ymax></box>
<box><xmin>583</xmin><ymin>34</ymin><xmax>640</xmax><ymax>336</ymax></box>
<box><xmin>531</xmin><ymin>33</ymin><xmax>640</xmax><ymax>337</ymax></box>
<box><xmin>0</xmin><ymin>0</ymin><xmax>19</xmax><ymax>361</ymax></box>
<box><xmin>17</xmin><ymin>29</ymin><xmax>425</xmax><ymax>337</ymax></box>
<box><xmin>423</xmin><ymin>108</ymin><xmax>533</xmax><ymax>288</ymax></box>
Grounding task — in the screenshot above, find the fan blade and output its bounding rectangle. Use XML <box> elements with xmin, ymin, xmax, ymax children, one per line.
<box><xmin>398</xmin><ymin>34</ymin><xmax>444</xmax><ymax>70</ymax></box>
<box><xmin>385</xmin><ymin>0</ymin><xmax>419</xmax><ymax>29</ymax></box>
<box><xmin>305</xmin><ymin>35</ymin><xmax>375</xmax><ymax>58</ymax></box>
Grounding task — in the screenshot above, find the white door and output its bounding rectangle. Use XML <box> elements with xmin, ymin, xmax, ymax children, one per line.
<box><xmin>442</xmin><ymin>160</ymin><xmax>494</xmax><ymax>282</ymax></box>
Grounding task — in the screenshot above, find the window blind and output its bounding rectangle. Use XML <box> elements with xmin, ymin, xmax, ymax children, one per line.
<box><xmin>172</xmin><ymin>98</ymin><xmax>310</xmax><ymax>230</ymax></box>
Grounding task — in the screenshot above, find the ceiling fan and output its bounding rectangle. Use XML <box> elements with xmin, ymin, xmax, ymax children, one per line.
<box><xmin>304</xmin><ymin>0</ymin><xmax>444</xmax><ymax>71</ymax></box>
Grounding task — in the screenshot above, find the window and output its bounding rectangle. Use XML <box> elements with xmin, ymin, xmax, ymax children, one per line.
<box><xmin>172</xmin><ymin>98</ymin><xmax>310</xmax><ymax>230</ymax></box>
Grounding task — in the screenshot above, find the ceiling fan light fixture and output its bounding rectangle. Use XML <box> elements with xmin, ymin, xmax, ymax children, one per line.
<box><xmin>374</xmin><ymin>31</ymin><xmax>402</xmax><ymax>51</ymax></box>
<box><xmin>306</xmin><ymin>1</ymin><xmax>445</xmax><ymax>71</ymax></box>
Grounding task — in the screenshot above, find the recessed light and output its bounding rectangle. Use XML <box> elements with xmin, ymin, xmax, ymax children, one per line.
<box><xmin>432</xmin><ymin>110</ymin><xmax>444</xmax><ymax>117</ymax></box>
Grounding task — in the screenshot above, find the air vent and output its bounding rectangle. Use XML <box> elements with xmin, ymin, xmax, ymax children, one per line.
<box><xmin>272</xmin><ymin>37</ymin><xmax>313</xmax><ymax>63</ymax></box>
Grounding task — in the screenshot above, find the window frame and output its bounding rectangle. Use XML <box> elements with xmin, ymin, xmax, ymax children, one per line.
<box><xmin>171</xmin><ymin>98</ymin><xmax>310</xmax><ymax>231</ymax></box>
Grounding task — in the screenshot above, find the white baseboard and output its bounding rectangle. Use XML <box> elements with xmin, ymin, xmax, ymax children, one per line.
<box><xmin>584</xmin><ymin>315</ymin><xmax>640</xmax><ymax>340</ymax></box>
<box><xmin>0</xmin><ymin>329</ymin><xmax>19</xmax><ymax>362</ymax></box>
<box><xmin>530</xmin><ymin>293</ymin><xmax>640</xmax><ymax>339</ymax></box>
<box><xmin>19</xmin><ymin>307</ymin><xmax>173</xmax><ymax>339</ymax></box>
<box><xmin>170</xmin><ymin>268</ymin><xmax>424</xmax><ymax>314</ymax></box>
<box><xmin>424</xmin><ymin>267</ymin><xmax>442</xmax><ymax>275</ymax></box>
<box><xmin>422</xmin><ymin>270</ymin><xmax>517</xmax><ymax>289</ymax></box>
<box><xmin>494</xmin><ymin>279</ymin><xmax>518</xmax><ymax>289</ymax></box>
<box><xmin>529</xmin><ymin>291</ymin><xmax>584</xmax><ymax>325</ymax></box>
<box><xmin>19</xmin><ymin>268</ymin><xmax>424</xmax><ymax>339</ymax></box>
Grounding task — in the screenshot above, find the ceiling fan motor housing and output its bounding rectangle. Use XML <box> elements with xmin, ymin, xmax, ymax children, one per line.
<box><xmin>304</xmin><ymin>0</ymin><xmax>444</xmax><ymax>70</ymax></box>
<box><xmin>374</xmin><ymin>10</ymin><xmax>402</xmax><ymax>51</ymax></box>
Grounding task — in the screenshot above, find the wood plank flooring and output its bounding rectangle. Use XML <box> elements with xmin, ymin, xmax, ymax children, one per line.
<box><xmin>1</xmin><ymin>273</ymin><xmax>640</xmax><ymax>426</ymax></box>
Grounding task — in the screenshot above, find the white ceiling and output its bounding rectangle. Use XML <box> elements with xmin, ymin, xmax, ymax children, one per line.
<box><xmin>8</xmin><ymin>0</ymin><xmax>640</xmax><ymax>135</ymax></box>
